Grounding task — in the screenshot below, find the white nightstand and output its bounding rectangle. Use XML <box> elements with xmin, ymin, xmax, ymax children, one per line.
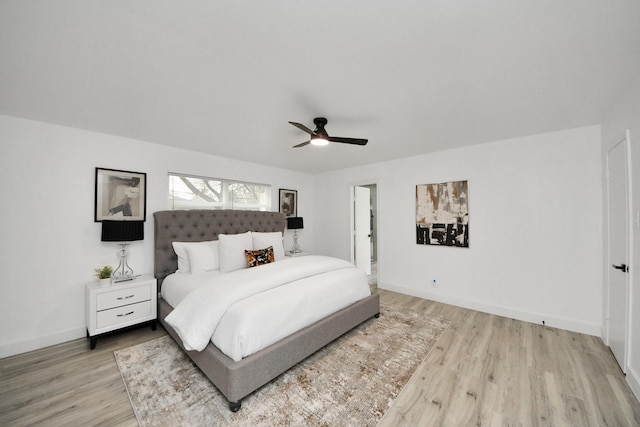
<box><xmin>86</xmin><ymin>275</ymin><xmax>157</xmax><ymax>349</ymax></box>
<box><xmin>285</xmin><ymin>251</ymin><xmax>311</xmax><ymax>257</ymax></box>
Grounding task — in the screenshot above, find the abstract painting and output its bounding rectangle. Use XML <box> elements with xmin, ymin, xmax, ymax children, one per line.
<box><xmin>416</xmin><ymin>180</ymin><xmax>468</xmax><ymax>247</ymax></box>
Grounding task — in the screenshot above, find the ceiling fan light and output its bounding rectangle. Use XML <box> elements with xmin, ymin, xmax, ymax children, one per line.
<box><xmin>310</xmin><ymin>137</ymin><xmax>329</xmax><ymax>146</ymax></box>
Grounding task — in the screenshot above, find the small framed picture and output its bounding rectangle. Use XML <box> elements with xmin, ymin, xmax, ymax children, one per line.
<box><xmin>95</xmin><ymin>168</ymin><xmax>147</xmax><ymax>222</ymax></box>
<box><xmin>279</xmin><ymin>189</ymin><xmax>297</xmax><ymax>217</ymax></box>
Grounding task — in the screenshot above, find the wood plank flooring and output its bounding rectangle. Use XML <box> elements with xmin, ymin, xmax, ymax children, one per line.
<box><xmin>378</xmin><ymin>289</ymin><xmax>640</xmax><ymax>426</ymax></box>
<box><xmin>2</xmin><ymin>289</ymin><xmax>639</xmax><ymax>426</ymax></box>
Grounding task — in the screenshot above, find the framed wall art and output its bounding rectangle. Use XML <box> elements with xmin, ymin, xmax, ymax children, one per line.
<box><xmin>416</xmin><ymin>180</ymin><xmax>468</xmax><ymax>247</ymax></box>
<box><xmin>95</xmin><ymin>168</ymin><xmax>147</xmax><ymax>222</ymax></box>
<box><xmin>279</xmin><ymin>189</ymin><xmax>297</xmax><ymax>217</ymax></box>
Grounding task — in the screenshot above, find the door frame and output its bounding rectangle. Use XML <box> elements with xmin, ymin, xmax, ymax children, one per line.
<box><xmin>605</xmin><ymin>130</ymin><xmax>633</xmax><ymax>372</ymax></box>
<box><xmin>350</xmin><ymin>180</ymin><xmax>379</xmax><ymax>275</ymax></box>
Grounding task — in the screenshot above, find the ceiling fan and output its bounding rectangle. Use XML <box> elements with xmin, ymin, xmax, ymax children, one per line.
<box><xmin>289</xmin><ymin>117</ymin><xmax>368</xmax><ymax>148</ymax></box>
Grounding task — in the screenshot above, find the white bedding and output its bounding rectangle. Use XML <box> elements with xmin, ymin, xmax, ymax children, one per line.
<box><xmin>163</xmin><ymin>255</ymin><xmax>370</xmax><ymax>361</ymax></box>
<box><xmin>161</xmin><ymin>270</ymin><xmax>222</xmax><ymax>307</ymax></box>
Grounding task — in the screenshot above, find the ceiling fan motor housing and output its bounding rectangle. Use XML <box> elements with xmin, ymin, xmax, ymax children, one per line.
<box><xmin>313</xmin><ymin>117</ymin><xmax>329</xmax><ymax>138</ymax></box>
<box><xmin>313</xmin><ymin>117</ymin><xmax>328</xmax><ymax>127</ymax></box>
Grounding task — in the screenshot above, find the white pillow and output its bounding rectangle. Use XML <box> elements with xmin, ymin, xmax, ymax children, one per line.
<box><xmin>172</xmin><ymin>241</ymin><xmax>219</xmax><ymax>273</ymax></box>
<box><xmin>252</xmin><ymin>231</ymin><xmax>285</xmax><ymax>261</ymax></box>
<box><xmin>172</xmin><ymin>242</ymin><xmax>192</xmax><ymax>273</ymax></box>
<box><xmin>218</xmin><ymin>231</ymin><xmax>253</xmax><ymax>273</ymax></box>
<box><xmin>186</xmin><ymin>242</ymin><xmax>220</xmax><ymax>274</ymax></box>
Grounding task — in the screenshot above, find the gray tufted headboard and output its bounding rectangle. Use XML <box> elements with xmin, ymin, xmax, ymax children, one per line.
<box><xmin>153</xmin><ymin>209</ymin><xmax>286</xmax><ymax>288</ymax></box>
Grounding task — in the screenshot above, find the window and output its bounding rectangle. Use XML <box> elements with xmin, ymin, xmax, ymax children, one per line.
<box><xmin>169</xmin><ymin>173</ymin><xmax>271</xmax><ymax>211</ymax></box>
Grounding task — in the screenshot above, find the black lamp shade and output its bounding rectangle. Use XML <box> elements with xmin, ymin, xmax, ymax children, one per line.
<box><xmin>287</xmin><ymin>217</ymin><xmax>304</xmax><ymax>230</ymax></box>
<box><xmin>101</xmin><ymin>220</ymin><xmax>144</xmax><ymax>242</ymax></box>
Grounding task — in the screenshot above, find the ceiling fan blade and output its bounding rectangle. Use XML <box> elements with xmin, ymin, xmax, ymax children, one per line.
<box><xmin>293</xmin><ymin>140</ymin><xmax>311</xmax><ymax>148</ymax></box>
<box><xmin>289</xmin><ymin>121</ymin><xmax>316</xmax><ymax>136</ymax></box>
<box><xmin>328</xmin><ymin>136</ymin><xmax>368</xmax><ymax>146</ymax></box>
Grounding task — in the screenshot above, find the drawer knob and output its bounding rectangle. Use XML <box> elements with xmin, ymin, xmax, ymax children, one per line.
<box><xmin>117</xmin><ymin>294</ymin><xmax>135</xmax><ymax>300</ymax></box>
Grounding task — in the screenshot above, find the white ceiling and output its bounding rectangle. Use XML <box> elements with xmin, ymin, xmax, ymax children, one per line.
<box><xmin>1</xmin><ymin>1</ymin><xmax>639</xmax><ymax>173</ymax></box>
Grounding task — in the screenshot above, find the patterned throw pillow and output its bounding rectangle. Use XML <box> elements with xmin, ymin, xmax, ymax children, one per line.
<box><xmin>244</xmin><ymin>246</ymin><xmax>275</xmax><ymax>268</ymax></box>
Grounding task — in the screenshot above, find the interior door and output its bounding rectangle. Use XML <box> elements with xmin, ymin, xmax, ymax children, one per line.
<box><xmin>355</xmin><ymin>186</ymin><xmax>372</xmax><ymax>275</ymax></box>
<box><xmin>607</xmin><ymin>137</ymin><xmax>630</xmax><ymax>371</ymax></box>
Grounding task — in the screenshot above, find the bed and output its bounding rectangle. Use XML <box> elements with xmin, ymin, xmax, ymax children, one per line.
<box><xmin>154</xmin><ymin>209</ymin><xmax>380</xmax><ymax>411</ymax></box>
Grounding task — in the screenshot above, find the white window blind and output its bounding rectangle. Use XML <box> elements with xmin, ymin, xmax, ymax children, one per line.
<box><xmin>169</xmin><ymin>173</ymin><xmax>271</xmax><ymax>211</ymax></box>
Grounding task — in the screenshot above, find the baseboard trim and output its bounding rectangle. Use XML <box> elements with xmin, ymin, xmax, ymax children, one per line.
<box><xmin>0</xmin><ymin>327</ymin><xmax>86</xmax><ymax>358</ymax></box>
<box><xmin>380</xmin><ymin>283</ymin><xmax>601</xmax><ymax>337</ymax></box>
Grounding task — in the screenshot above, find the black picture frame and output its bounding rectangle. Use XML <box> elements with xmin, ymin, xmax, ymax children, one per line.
<box><xmin>95</xmin><ymin>168</ymin><xmax>147</xmax><ymax>222</ymax></box>
<box><xmin>279</xmin><ymin>189</ymin><xmax>297</xmax><ymax>217</ymax></box>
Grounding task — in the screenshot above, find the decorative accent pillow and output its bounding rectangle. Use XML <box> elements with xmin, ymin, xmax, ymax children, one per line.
<box><xmin>245</xmin><ymin>246</ymin><xmax>275</xmax><ymax>268</ymax></box>
<box><xmin>251</xmin><ymin>231</ymin><xmax>285</xmax><ymax>261</ymax></box>
<box><xmin>218</xmin><ymin>231</ymin><xmax>253</xmax><ymax>273</ymax></box>
<box><xmin>172</xmin><ymin>241</ymin><xmax>219</xmax><ymax>273</ymax></box>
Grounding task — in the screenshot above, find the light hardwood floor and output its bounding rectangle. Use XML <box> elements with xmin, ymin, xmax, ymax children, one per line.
<box><xmin>2</xmin><ymin>289</ymin><xmax>639</xmax><ymax>426</ymax></box>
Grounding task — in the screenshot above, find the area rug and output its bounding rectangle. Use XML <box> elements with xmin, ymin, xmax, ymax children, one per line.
<box><xmin>114</xmin><ymin>303</ymin><xmax>450</xmax><ymax>426</ymax></box>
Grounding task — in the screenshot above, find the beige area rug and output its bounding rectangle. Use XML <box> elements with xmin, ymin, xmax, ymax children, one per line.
<box><xmin>114</xmin><ymin>303</ymin><xmax>450</xmax><ymax>426</ymax></box>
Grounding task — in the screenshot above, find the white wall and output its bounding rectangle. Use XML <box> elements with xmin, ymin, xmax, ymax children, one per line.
<box><xmin>601</xmin><ymin>74</ymin><xmax>640</xmax><ymax>399</ymax></box>
<box><xmin>0</xmin><ymin>114</ymin><xmax>313</xmax><ymax>357</ymax></box>
<box><xmin>313</xmin><ymin>125</ymin><xmax>603</xmax><ymax>335</ymax></box>
<box><xmin>0</xmin><ymin>114</ymin><xmax>606</xmax><ymax>358</ymax></box>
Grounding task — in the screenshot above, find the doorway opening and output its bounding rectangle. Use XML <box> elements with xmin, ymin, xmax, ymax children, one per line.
<box><xmin>351</xmin><ymin>183</ymin><xmax>378</xmax><ymax>290</ymax></box>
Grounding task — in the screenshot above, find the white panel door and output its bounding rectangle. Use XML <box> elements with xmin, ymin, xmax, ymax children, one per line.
<box><xmin>355</xmin><ymin>186</ymin><xmax>371</xmax><ymax>275</ymax></box>
<box><xmin>607</xmin><ymin>137</ymin><xmax>630</xmax><ymax>371</ymax></box>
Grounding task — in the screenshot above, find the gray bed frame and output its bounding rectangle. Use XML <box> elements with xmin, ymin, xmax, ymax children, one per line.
<box><xmin>154</xmin><ymin>209</ymin><xmax>380</xmax><ymax>411</ymax></box>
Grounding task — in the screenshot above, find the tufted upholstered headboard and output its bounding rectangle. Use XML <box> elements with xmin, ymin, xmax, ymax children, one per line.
<box><xmin>153</xmin><ymin>209</ymin><xmax>286</xmax><ymax>288</ymax></box>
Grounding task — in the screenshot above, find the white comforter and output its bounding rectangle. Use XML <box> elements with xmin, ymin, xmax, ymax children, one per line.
<box><xmin>164</xmin><ymin>255</ymin><xmax>370</xmax><ymax>361</ymax></box>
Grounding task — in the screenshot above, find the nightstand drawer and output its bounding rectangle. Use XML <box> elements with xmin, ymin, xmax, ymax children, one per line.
<box><xmin>96</xmin><ymin>300</ymin><xmax>152</xmax><ymax>329</ymax></box>
<box><xmin>96</xmin><ymin>284</ymin><xmax>151</xmax><ymax>311</ymax></box>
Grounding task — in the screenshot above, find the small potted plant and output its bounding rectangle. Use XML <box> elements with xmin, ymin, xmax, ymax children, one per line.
<box><xmin>95</xmin><ymin>265</ymin><xmax>113</xmax><ymax>286</ymax></box>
